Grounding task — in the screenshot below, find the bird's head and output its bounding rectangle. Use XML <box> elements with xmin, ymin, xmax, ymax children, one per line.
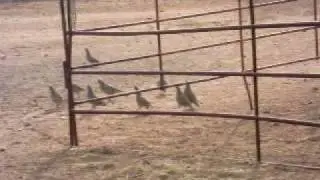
<box><xmin>97</xmin><ymin>79</ymin><xmax>103</xmax><ymax>85</ymax></box>
<box><xmin>185</xmin><ymin>81</ymin><xmax>190</xmax><ymax>87</ymax></box>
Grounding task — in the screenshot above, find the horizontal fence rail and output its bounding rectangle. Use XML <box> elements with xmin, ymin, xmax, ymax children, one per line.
<box><xmin>262</xmin><ymin>162</ymin><xmax>320</xmax><ymax>171</ymax></box>
<box><xmin>73</xmin><ymin>110</ymin><xmax>320</xmax><ymax>128</ymax></box>
<box><xmin>72</xmin><ymin>70</ymin><xmax>320</xmax><ymax>78</ymax></box>
<box><xmin>72</xmin><ymin>21</ymin><xmax>320</xmax><ymax>36</ymax></box>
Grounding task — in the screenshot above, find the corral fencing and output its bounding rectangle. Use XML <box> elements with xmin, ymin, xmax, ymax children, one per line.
<box><xmin>59</xmin><ymin>0</ymin><xmax>320</xmax><ymax>169</ymax></box>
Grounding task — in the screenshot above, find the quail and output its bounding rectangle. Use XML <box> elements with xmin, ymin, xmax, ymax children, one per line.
<box><xmin>134</xmin><ymin>86</ymin><xmax>151</xmax><ymax>109</ymax></box>
<box><xmin>72</xmin><ymin>83</ymin><xmax>84</xmax><ymax>97</ymax></box>
<box><xmin>97</xmin><ymin>79</ymin><xmax>122</xmax><ymax>94</ymax></box>
<box><xmin>49</xmin><ymin>86</ymin><xmax>63</xmax><ymax>108</ymax></box>
<box><xmin>85</xmin><ymin>48</ymin><xmax>100</xmax><ymax>63</ymax></box>
<box><xmin>184</xmin><ymin>81</ymin><xmax>199</xmax><ymax>107</ymax></box>
<box><xmin>87</xmin><ymin>85</ymin><xmax>106</xmax><ymax>108</ymax></box>
<box><xmin>175</xmin><ymin>86</ymin><xmax>193</xmax><ymax>109</ymax></box>
<box><xmin>97</xmin><ymin>79</ymin><xmax>122</xmax><ymax>103</ymax></box>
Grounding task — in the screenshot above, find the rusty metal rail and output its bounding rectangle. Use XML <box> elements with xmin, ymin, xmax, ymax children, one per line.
<box><xmin>72</xmin><ymin>110</ymin><xmax>320</xmax><ymax>128</ymax></box>
<box><xmin>72</xmin><ymin>70</ymin><xmax>320</xmax><ymax>78</ymax></box>
<box><xmin>72</xmin><ymin>21</ymin><xmax>320</xmax><ymax>36</ymax></box>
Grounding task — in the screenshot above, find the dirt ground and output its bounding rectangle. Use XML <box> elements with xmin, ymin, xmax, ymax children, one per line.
<box><xmin>0</xmin><ymin>0</ymin><xmax>319</xmax><ymax>179</ymax></box>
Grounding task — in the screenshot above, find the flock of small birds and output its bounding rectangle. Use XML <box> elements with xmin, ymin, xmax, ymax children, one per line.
<box><xmin>48</xmin><ymin>48</ymin><xmax>200</xmax><ymax>111</ymax></box>
<box><xmin>49</xmin><ymin>80</ymin><xmax>200</xmax><ymax>111</ymax></box>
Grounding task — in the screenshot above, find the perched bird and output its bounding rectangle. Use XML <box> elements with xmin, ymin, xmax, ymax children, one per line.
<box><xmin>87</xmin><ymin>85</ymin><xmax>106</xmax><ymax>108</ymax></box>
<box><xmin>184</xmin><ymin>81</ymin><xmax>199</xmax><ymax>107</ymax></box>
<box><xmin>134</xmin><ymin>86</ymin><xmax>151</xmax><ymax>109</ymax></box>
<box><xmin>49</xmin><ymin>86</ymin><xmax>63</xmax><ymax>108</ymax></box>
<box><xmin>72</xmin><ymin>83</ymin><xmax>84</xmax><ymax>97</ymax></box>
<box><xmin>156</xmin><ymin>77</ymin><xmax>168</xmax><ymax>92</ymax></box>
<box><xmin>97</xmin><ymin>79</ymin><xmax>122</xmax><ymax>103</ymax></box>
<box><xmin>97</xmin><ymin>79</ymin><xmax>122</xmax><ymax>94</ymax></box>
<box><xmin>175</xmin><ymin>86</ymin><xmax>193</xmax><ymax>109</ymax></box>
<box><xmin>85</xmin><ymin>48</ymin><xmax>99</xmax><ymax>63</ymax></box>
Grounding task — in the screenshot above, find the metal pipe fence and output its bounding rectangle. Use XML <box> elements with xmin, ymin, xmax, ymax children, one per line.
<box><xmin>59</xmin><ymin>0</ymin><xmax>320</xmax><ymax>169</ymax></box>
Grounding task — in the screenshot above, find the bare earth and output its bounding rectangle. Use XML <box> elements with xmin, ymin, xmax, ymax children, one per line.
<box><xmin>0</xmin><ymin>0</ymin><xmax>319</xmax><ymax>179</ymax></box>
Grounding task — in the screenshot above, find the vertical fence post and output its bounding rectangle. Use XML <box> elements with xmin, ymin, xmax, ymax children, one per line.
<box><xmin>238</xmin><ymin>0</ymin><xmax>254</xmax><ymax>110</ymax></box>
<box><xmin>248</xmin><ymin>0</ymin><xmax>261</xmax><ymax>162</ymax></box>
<box><xmin>154</xmin><ymin>0</ymin><xmax>165</xmax><ymax>91</ymax></box>
<box><xmin>66</xmin><ymin>0</ymin><xmax>78</xmax><ymax>146</ymax></box>
<box><xmin>314</xmin><ymin>0</ymin><xmax>319</xmax><ymax>58</ymax></box>
<box><xmin>60</xmin><ymin>0</ymin><xmax>75</xmax><ymax>146</ymax></box>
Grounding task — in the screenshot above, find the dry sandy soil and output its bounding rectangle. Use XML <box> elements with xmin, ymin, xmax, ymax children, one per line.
<box><xmin>0</xmin><ymin>0</ymin><xmax>319</xmax><ymax>179</ymax></box>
